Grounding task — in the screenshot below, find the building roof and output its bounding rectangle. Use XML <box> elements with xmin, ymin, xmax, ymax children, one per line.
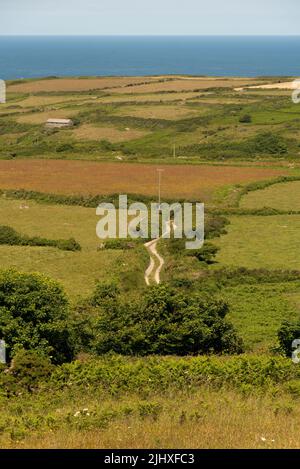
<box><xmin>46</xmin><ymin>118</ymin><xmax>73</xmax><ymax>124</ymax></box>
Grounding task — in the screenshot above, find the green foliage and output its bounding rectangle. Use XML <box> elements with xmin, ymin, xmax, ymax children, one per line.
<box><xmin>0</xmin><ymin>188</ymin><xmax>156</xmax><ymax>209</ymax></box>
<box><xmin>90</xmin><ymin>283</ymin><xmax>243</xmax><ymax>356</ymax></box>
<box><xmin>239</xmin><ymin>114</ymin><xmax>252</xmax><ymax>123</ymax></box>
<box><xmin>0</xmin><ymin>350</ymin><xmax>54</xmax><ymax>395</ymax></box>
<box><xmin>227</xmin><ymin>175</ymin><xmax>300</xmax><ymax>209</ymax></box>
<box><xmin>99</xmin><ymin>139</ymin><xmax>115</xmax><ymax>151</ymax></box>
<box><xmin>56</xmin><ymin>143</ymin><xmax>74</xmax><ymax>153</ymax></box>
<box><xmin>278</xmin><ymin>320</ymin><xmax>300</xmax><ymax>357</ymax></box>
<box><xmin>188</xmin><ymin>242</ymin><xmax>219</xmax><ymax>263</ymax></box>
<box><xmin>0</xmin><ymin>225</ymin><xmax>81</xmax><ymax>251</ymax></box>
<box><xmin>0</xmin><ymin>270</ymin><xmax>75</xmax><ymax>363</ymax></box>
<box><xmin>248</xmin><ymin>132</ymin><xmax>288</xmax><ymax>155</ymax></box>
<box><xmin>91</xmin><ymin>281</ymin><xmax>120</xmax><ymax>307</ymax></box>
<box><xmin>205</xmin><ymin>215</ymin><xmax>229</xmax><ymax>239</ymax></box>
<box><xmin>103</xmin><ymin>239</ymin><xmax>136</xmax><ymax>250</ymax></box>
<box><xmin>201</xmin><ymin>267</ymin><xmax>300</xmax><ymax>286</ymax></box>
<box><xmin>51</xmin><ymin>354</ymin><xmax>299</xmax><ymax>393</ymax></box>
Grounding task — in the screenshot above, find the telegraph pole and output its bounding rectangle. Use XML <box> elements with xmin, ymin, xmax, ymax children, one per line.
<box><xmin>157</xmin><ymin>168</ymin><xmax>164</xmax><ymax>209</ymax></box>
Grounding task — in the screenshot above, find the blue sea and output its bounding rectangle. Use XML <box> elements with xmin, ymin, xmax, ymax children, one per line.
<box><xmin>0</xmin><ymin>36</ymin><xmax>300</xmax><ymax>79</ymax></box>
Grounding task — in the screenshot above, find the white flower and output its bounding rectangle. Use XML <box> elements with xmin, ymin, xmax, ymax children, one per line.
<box><xmin>260</xmin><ymin>436</ymin><xmax>266</xmax><ymax>442</ymax></box>
<box><xmin>74</xmin><ymin>411</ymin><xmax>81</xmax><ymax>417</ymax></box>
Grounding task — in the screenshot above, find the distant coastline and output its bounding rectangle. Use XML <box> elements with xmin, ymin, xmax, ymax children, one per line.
<box><xmin>1</xmin><ymin>35</ymin><xmax>300</xmax><ymax>80</ymax></box>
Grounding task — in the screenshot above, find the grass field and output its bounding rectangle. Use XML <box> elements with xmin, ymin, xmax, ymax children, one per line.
<box><xmin>71</xmin><ymin>124</ymin><xmax>150</xmax><ymax>142</ymax></box>
<box><xmin>7</xmin><ymin>76</ymin><xmax>262</xmax><ymax>94</ymax></box>
<box><xmin>7</xmin><ymin>76</ymin><xmax>161</xmax><ymax>93</ymax></box>
<box><xmin>106</xmin><ymin>77</ymin><xmax>263</xmax><ymax>94</ymax></box>
<box><xmin>3</xmin><ymin>386</ymin><xmax>300</xmax><ymax>449</ymax></box>
<box><xmin>240</xmin><ymin>180</ymin><xmax>300</xmax><ymax>211</ymax></box>
<box><xmin>224</xmin><ymin>283</ymin><xmax>299</xmax><ymax>352</ymax></box>
<box><xmin>0</xmin><ymin>160</ymin><xmax>288</xmax><ymax>201</ymax></box>
<box><xmin>16</xmin><ymin>108</ymin><xmax>81</xmax><ymax>124</ymax></box>
<box><xmin>0</xmin><ymin>198</ymin><xmax>146</xmax><ymax>298</ymax></box>
<box><xmin>215</xmin><ymin>215</ymin><xmax>300</xmax><ymax>269</ymax></box>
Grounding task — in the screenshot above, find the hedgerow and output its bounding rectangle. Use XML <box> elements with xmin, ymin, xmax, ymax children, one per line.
<box><xmin>0</xmin><ymin>225</ymin><xmax>81</xmax><ymax>251</ymax></box>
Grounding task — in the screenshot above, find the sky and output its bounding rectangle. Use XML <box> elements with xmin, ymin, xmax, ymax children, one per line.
<box><xmin>0</xmin><ymin>0</ymin><xmax>299</xmax><ymax>36</ymax></box>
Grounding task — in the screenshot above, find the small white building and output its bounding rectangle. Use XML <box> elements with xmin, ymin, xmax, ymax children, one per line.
<box><xmin>45</xmin><ymin>118</ymin><xmax>73</xmax><ymax>128</ymax></box>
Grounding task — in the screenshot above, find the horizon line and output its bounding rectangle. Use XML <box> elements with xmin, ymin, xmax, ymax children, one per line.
<box><xmin>1</xmin><ymin>34</ymin><xmax>300</xmax><ymax>37</ymax></box>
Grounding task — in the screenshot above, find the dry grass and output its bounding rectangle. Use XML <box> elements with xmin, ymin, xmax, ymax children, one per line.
<box><xmin>107</xmin><ymin>78</ymin><xmax>261</xmax><ymax>94</ymax></box>
<box><xmin>16</xmin><ymin>95</ymin><xmax>87</xmax><ymax>108</ymax></box>
<box><xmin>8</xmin><ymin>77</ymin><xmax>160</xmax><ymax>93</ymax></box>
<box><xmin>4</xmin><ymin>388</ymin><xmax>300</xmax><ymax>449</ymax></box>
<box><xmin>115</xmin><ymin>104</ymin><xmax>201</xmax><ymax>120</ymax></box>
<box><xmin>98</xmin><ymin>91</ymin><xmax>202</xmax><ymax>103</ymax></box>
<box><xmin>72</xmin><ymin>124</ymin><xmax>149</xmax><ymax>142</ymax></box>
<box><xmin>15</xmin><ymin>108</ymin><xmax>80</xmax><ymax>124</ymax></box>
<box><xmin>0</xmin><ymin>160</ymin><xmax>287</xmax><ymax>201</ymax></box>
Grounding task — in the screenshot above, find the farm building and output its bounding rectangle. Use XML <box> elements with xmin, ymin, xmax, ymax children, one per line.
<box><xmin>45</xmin><ymin>118</ymin><xmax>73</xmax><ymax>128</ymax></box>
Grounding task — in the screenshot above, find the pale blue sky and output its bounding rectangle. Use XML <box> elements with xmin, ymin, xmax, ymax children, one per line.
<box><xmin>1</xmin><ymin>0</ymin><xmax>299</xmax><ymax>36</ymax></box>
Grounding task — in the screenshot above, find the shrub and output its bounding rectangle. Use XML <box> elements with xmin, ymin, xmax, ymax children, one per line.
<box><xmin>239</xmin><ymin>114</ymin><xmax>252</xmax><ymax>123</ymax></box>
<box><xmin>99</xmin><ymin>139</ymin><xmax>115</xmax><ymax>151</ymax></box>
<box><xmin>0</xmin><ymin>270</ymin><xmax>75</xmax><ymax>363</ymax></box>
<box><xmin>91</xmin><ymin>283</ymin><xmax>244</xmax><ymax>356</ymax></box>
<box><xmin>56</xmin><ymin>143</ymin><xmax>74</xmax><ymax>153</ymax></box>
<box><xmin>278</xmin><ymin>320</ymin><xmax>300</xmax><ymax>357</ymax></box>
<box><xmin>103</xmin><ymin>239</ymin><xmax>135</xmax><ymax>250</ymax></box>
<box><xmin>248</xmin><ymin>132</ymin><xmax>288</xmax><ymax>155</ymax></box>
<box><xmin>1</xmin><ymin>349</ymin><xmax>54</xmax><ymax>394</ymax></box>
<box><xmin>0</xmin><ymin>225</ymin><xmax>81</xmax><ymax>251</ymax></box>
<box><xmin>189</xmin><ymin>242</ymin><xmax>219</xmax><ymax>264</ymax></box>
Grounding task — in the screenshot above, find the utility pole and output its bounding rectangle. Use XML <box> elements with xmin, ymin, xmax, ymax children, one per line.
<box><xmin>157</xmin><ymin>169</ymin><xmax>164</xmax><ymax>209</ymax></box>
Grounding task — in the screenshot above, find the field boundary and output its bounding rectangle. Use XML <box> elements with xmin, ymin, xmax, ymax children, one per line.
<box><xmin>227</xmin><ymin>175</ymin><xmax>300</xmax><ymax>209</ymax></box>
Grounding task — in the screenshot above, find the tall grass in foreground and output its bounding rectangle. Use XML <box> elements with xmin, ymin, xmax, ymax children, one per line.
<box><xmin>1</xmin><ymin>355</ymin><xmax>300</xmax><ymax>449</ymax></box>
<box><xmin>3</xmin><ymin>387</ymin><xmax>300</xmax><ymax>449</ymax></box>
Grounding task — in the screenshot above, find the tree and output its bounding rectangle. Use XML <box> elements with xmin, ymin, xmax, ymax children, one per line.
<box><xmin>91</xmin><ymin>283</ymin><xmax>244</xmax><ymax>356</ymax></box>
<box><xmin>0</xmin><ymin>270</ymin><xmax>75</xmax><ymax>363</ymax></box>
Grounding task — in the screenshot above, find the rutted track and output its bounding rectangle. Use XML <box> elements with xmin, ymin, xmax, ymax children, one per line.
<box><xmin>144</xmin><ymin>221</ymin><xmax>171</xmax><ymax>285</ymax></box>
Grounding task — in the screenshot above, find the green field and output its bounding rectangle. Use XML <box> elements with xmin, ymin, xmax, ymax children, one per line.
<box><xmin>240</xmin><ymin>180</ymin><xmax>300</xmax><ymax>211</ymax></box>
<box><xmin>0</xmin><ymin>198</ymin><xmax>147</xmax><ymax>298</ymax></box>
<box><xmin>215</xmin><ymin>214</ymin><xmax>300</xmax><ymax>269</ymax></box>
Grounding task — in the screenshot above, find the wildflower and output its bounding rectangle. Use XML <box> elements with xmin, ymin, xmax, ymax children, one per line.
<box><xmin>74</xmin><ymin>411</ymin><xmax>81</xmax><ymax>417</ymax></box>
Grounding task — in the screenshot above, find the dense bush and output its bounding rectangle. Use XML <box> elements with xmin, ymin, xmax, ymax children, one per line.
<box><xmin>203</xmin><ymin>267</ymin><xmax>300</xmax><ymax>286</ymax></box>
<box><xmin>205</xmin><ymin>215</ymin><xmax>229</xmax><ymax>239</ymax></box>
<box><xmin>0</xmin><ymin>270</ymin><xmax>75</xmax><ymax>363</ymax></box>
<box><xmin>103</xmin><ymin>239</ymin><xmax>136</xmax><ymax>250</ymax></box>
<box><xmin>278</xmin><ymin>321</ymin><xmax>300</xmax><ymax>357</ymax></box>
<box><xmin>50</xmin><ymin>354</ymin><xmax>299</xmax><ymax>394</ymax></box>
<box><xmin>0</xmin><ymin>225</ymin><xmax>81</xmax><ymax>251</ymax></box>
<box><xmin>239</xmin><ymin>114</ymin><xmax>252</xmax><ymax>123</ymax></box>
<box><xmin>89</xmin><ymin>284</ymin><xmax>244</xmax><ymax>356</ymax></box>
<box><xmin>188</xmin><ymin>242</ymin><xmax>219</xmax><ymax>263</ymax></box>
<box><xmin>247</xmin><ymin>132</ymin><xmax>288</xmax><ymax>155</ymax></box>
<box><xmin>56</xmin><ymin>143</ymin><xmax>74</xmax><ymax>153</ymax></box>
<box><xmin>0</xmin><ymin>349</ymin><xmax>54</xmax><ymax>394</ymax></box>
